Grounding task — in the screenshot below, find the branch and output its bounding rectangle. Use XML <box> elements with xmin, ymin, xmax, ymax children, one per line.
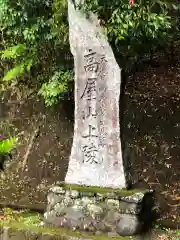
<box><xmin>21</xmin><ymin>125</ymin><xmax>40</xmax><ymax>171</ymax></box>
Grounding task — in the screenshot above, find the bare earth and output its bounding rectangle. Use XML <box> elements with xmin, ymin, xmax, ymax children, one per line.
<box><xmin>122</xmin><ymin>51</ymin><xmax>180</xmax><ymax>228</ymax></box>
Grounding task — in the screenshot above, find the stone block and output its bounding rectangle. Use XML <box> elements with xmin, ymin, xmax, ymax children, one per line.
<box><xmin>44</xmin><ymin>185</ymin><xmax>154</xmax><ymax>236</ymax></box>
<box><xmin>116</xmin><ymin>214</ymin><xmax>142</xmax><ymax>236</ymax></box>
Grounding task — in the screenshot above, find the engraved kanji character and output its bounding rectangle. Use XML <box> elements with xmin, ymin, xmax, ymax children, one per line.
<box><xmin>82</xmin><ymin>143</ymin><xmax>98</xmax><ymax>164</ymax></box>
<box><xmin>81</xmin><ymin>78</ymin><xmax>96</xmax><ymax>100</ymax></box>
<box><xmin>83</xmin><ymin>124</ymin><xmax>98</xmax><ymax>139</ymax></box>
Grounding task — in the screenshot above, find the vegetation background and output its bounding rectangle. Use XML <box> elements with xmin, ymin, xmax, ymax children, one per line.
<box><xmin>0</xmin><ymin>0</ymin><xmax>179</xmax><ymax>106</ymax></box>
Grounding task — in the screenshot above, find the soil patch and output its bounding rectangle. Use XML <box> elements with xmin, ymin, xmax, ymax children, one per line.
<box><xmin>122</xmin><ymin>54</ymin><xmax>180</xmax><ymax>228</ymax></box>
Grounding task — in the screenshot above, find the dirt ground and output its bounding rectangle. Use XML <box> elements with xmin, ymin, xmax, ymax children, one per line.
<box><xmin>122</xmin><ymin>51</ymin><xmax>180</xmax><ymax>228</ymax></box>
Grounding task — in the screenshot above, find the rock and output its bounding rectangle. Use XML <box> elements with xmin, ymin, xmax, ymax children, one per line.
<box><xmin>96</xmin><ymin>192</ymin><xmax>104</xmax><ymax>201</ymax></box>
<box><xmin>49</xmin><ymin>186</ymin><xmax>65</xmax><ymax>195</ymax></box>
<box><xmin>44</xmin><ymin>187</ymin><xmax>154</xmax><ymax>236</ymax></box>
<box><xmin>119</xmin><ymin>201</ymin><xmax>141</xmax><ymax>214</ymax></box>
<box><xmin>47</xmin><ymin>192</ymin><xmax>64</xmax><ymax>208</ymax></box>
<box><xmin>65</xmin><ymin>0</ymin><xmax>126</xmax><ymax>189</ymax></box>
<box><xmin>44</xmin><ymin>210</ymin><xmax>57</xmax><ymax>223</ymax></box>
<box><xmin>54</xmin><ymin>203</ymin><xmax>67</xmax><ymax>217</ymax></box>
<box><xmin>86</xmin><ymin>204</ymin><xmax>103</xmax><ymax>219</ymax></box>
<box><xmin>81</xmin><ymin>197</ymin><xmax>95</xmax><ymax>206</ymax></box>
<box><xmin>62</xmin><ymin>196</ymin><xmax>74</xmax><ymax>207</ymax></box>
<box><xmin>95</xmin><ymin>222</ymin><xmax>108</xmax><ymax>232</ymax></box>
<box><xmin>107</xmin><ymin>231</ymin><xmax>119</xmax><ymax>237</ymax></box>
<box><xmin>104</xmin><ymin>211</ymin><xmax>122</xmax><ymax>224</ymax></box>
<box><xmin>132</xmin><ymin>180</ymin><xmax>150</xmax><ymax>190</ymax></box>
<box><xmin>116</xmin><ymin>214</ymin><xmax>142</xmax><ymax>236</ymax></box>
<box><xmin>121</xmin><ymin>192</ymin><xmax>145</xmax><ymax>203</ymax></box>
<box><xmin>73</xmin><ymin>199</ymin><xmax>84</xmax><ymax>210</ymax></box>
<box><xmin>70</xmin><ymin>190</ymin><xmax>79</xmax><ymax>198</ymax></box>
<box><xmin>82</xmin><ymin>217</ymin><xmax>97</xmax><ymax>232</ymax></box>
<box><xmin>65</xmin><ymin>190</ymin><xmax>71</xmax><ymax>197</ymax></box>
<box><xmin>106</xmin><ymin>199</ymin><xmax>120</xmax><ymax>209</ymax></box>
<box><xmin>65</xmin><ymin>207</ymin><xmax>85</xmax><ymax>221</ymax></box>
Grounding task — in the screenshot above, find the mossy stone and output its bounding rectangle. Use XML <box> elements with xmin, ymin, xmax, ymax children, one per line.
<box><xmin>58</xmin><ymin>183</ymin><xmax>148</xmax><ymax>198</ymax></box>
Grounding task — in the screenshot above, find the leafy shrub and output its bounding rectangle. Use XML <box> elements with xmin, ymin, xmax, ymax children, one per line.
<box><xmin>0</xmin><ymin>0</ymin><xmax>72</xmax><ymax>106</ymax></box>
<box><xmin>0</xmin><ymin>0</ymin><xmax>179</xmax><ymax>105</ymax></box>
<box><xmin>83</xmin><ymin>0</ymin><xmax>180</xmax><ymax>71</ymax></box>
<box><xmin>38</xmin><ymin>68</ymin><xmax>73</xmax><ymax>106</ymax></box>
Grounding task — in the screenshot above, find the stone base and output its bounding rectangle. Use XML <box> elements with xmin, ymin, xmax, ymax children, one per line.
<box><xmin>44</xmin><ymin>183</ymin><xmax>154</xmax><ymax>237</ymax></box>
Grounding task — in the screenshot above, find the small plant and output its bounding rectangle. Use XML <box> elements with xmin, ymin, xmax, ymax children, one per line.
<box><xmin>3</xmin><ymin>208</ymin><xmax>14</xmax><ymax>222</ymax></box>
<box><xmin>0</xmin><ymin>136</ymin><xmax>17</xmax><ymax>154</ymax></box>
<box><xmin>3</xmin><ymin>208</ymin><xmax>42</xmax><ymax>226</ymax></box>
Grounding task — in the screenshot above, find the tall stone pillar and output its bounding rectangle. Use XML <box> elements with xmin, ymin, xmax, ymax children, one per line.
<box><xmin>65</xmin><ymin>0</ymin><xmax>126</xmax><ymax>189</ymax></box>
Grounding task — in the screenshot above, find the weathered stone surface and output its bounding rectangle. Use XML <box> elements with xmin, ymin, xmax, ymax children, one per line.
<box><xmin>65</xmin><ymin>0</ymin><xmax>126</xmax><ymax>188</ymax></box>
<box><xmin>44</xmin><ymin>186</ymin><xmax>153</xmax><ymax>236</ymax></box>
<box><xmin>120</xmin><ymin>192</ymin><xmax>145</xmax><ymax>203</ymax></box>
<box><xmin>70</xmin><ymin>190</ymin><xmax>80</xmax><ymax>198</ymax></box>
<box><xmin>107</xmin><ymin>231</ymin><xmax>119</xmax><ymax>237</ymax></box>
<box><xmin>47</xmin><ymin>192</ymin><xmax>64</xmax><ymax>211</ymax></box>
<box><xmin>49</xmin><ymin>186</ymin><xmax>66</xmax><ymax>195</ymax></box>
<box><xmin>118</xmin><ymin>201</ymin><xmax>140</xmax><ymax>215</ymax></box>
<box><xmin>116</xmin><ymin>214</ymin><xmax>142</xmax><ymax>236</ymax></box>
<box><xmin>106</xmin><ymin>199</ymin><xmax>120</xmax><ymax>209</ymax></box>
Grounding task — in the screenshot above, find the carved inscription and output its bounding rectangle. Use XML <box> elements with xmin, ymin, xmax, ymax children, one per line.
<box><xmin>83</xmin><ymin>124</ymin><xmax>98</xmax><ymax>139</ymax></box>
<box><xmin>82</xmin><ymin>143</ymin><xmax>98</xmax><ymax>164</ymax></box>
<box><xmin>81</xmin><ymin>49</ymin><xmax>106</xmax><ymax>164</ymax></box>
<box><xmin>84</xmin><ymin>50</ymin><xmax>100</xmax><ymax>73</ymax></box>
<box><xmin>81</xmin><ymin>78</ymin><xmax>96</xmax><ymax>100</ymax></box>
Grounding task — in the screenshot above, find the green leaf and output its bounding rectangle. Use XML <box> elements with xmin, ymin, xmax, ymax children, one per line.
<box><xmin>1</xmin><ymin>44</ymin><xmax>26</xmax><ymax>60</ymax></box>
<box><xmin>119</xmin><ymin>36</ymin><xmax>125</xmax><ymax>40</ymax></box>
<box><xmin>26</xmin><ymin>59</ymin><xmax>33</xmax><ymax>72</ymax></box>
<box><xmin>3</xmin><ymin>64</ymin><xmax>25</xmax><ymax>81</ymax></box>
<box><xmin>0</xmin><ymin>137</ymin><xmax>17</xmax><ymax>154</ymax></box>
<box><xmin>38</xmin><ymin>69</ymin><xmax>73</xmax><ymax>106</ymax></box>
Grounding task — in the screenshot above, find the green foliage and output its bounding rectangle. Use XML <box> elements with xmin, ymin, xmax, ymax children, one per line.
<box><xmin>52</xmin><ymin>0</ymin><xmax>69</xmax><ymax>44</ymax></box>
<box><xmin>1</xmin><ymin>43</ymin><xmax>35</xmax><ymax>81</ymax></box>
<box><xmin>0</xmin><ymin>0</ymin><xmax>72</xmax><ymax>105</ymax></box>
<box><xmin>0</xmin><ymin>0</ymin><xmax>179</xmax><ymax>105</ymax></box>
<box><xmin>38</xmin><ymin>69</ymin><xmax>73</xmax><ymax>106</ymax></box>
<box><xmin>83</xmin><ymin>0</ymin><xmax>180</xmax><ymax>70</ymax></box>
<box><xmin>2</xmin><ymin>61</ymin><xmax>34</xmax><ymax>82</ymax></box>
<box><xmin>0</xmin><ymin>136</ymin><xmax>17</xmax><ymax>154</ymax></box>
<box><xmin>3</xmin><ymin>208</ymin><xmax>42</xmax><ymax>225</ymax></box>
<box><xmin>1</xmin><ymin>44</ymin><xmax>26</xmax><ymax>60</ymax></box>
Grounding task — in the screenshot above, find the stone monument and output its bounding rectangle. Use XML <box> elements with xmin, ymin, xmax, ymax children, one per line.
<box><xmin>65</xmin><ymin>0</ymin><xmax>126</xmax><ymax>189</ymax></box>
<box><xmin>44</xmin><ymin>1</ymin><xmax>154</xmax><ymax>236</ymax></box>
